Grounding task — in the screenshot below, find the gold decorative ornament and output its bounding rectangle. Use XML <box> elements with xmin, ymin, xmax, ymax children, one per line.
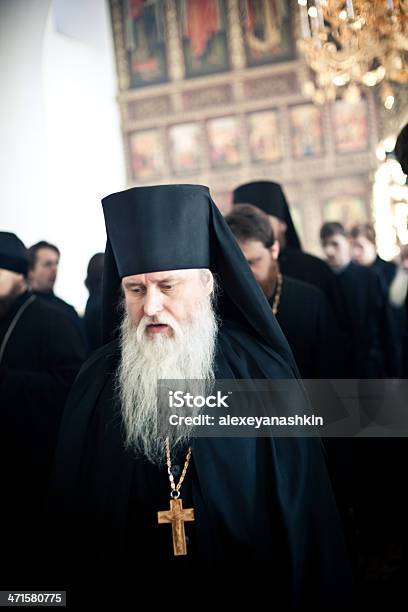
<box><xmin>271</xmin><ymin>271</ymin><xmax>283</xmax><ymax>315</ymax></box>
<box><xmin>297</xmin><ymin>0</ymin><xmax>408</xmax><ymax>108</ymax></box>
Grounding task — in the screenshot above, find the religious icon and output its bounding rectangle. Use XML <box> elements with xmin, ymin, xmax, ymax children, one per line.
<box><xmin>177</xmin><ymin>0</ymin><xmax>230</xmax><ymax>78</ymax></box>
<box><xmin>207</xmin><ymin>116</ymin><xmax>241</xmax><ymax>168</ymax></box>
<box><xmin>289</xmin><ymin>104</ymin><xmax>324</xmax><ymax>159</ymax></box>
<box><xmin>240</xmin><ymin>0</ymin><xmax>294</xmax><ymax>66</ymax></box>
<box><xmin>168</xmin><ymin>123</ymin><xmax>203</xmax><ymax>174</ymax></box>
<box><xmin>121</xmin><ymin>0</ymin><xmax>168</xmax><ymax>88</ymax></box>
<box><xmin>248</xmin><ymin>109</ymin><xmax>282</xmax><ymax>163</ymax></box>
<box><xmin>323</xmin><ymin>195</ymin><xmax>368</xmax><ymax>228</ymax></box>
<box><xmin>129</xmin><ymin>129</ymin><xmax>165</xmax><ymax>180</ymax></box>
<box><xmin>332</xmin><ymin>99</ymin><xmax>369</xmax><ymax>154</ymax></box>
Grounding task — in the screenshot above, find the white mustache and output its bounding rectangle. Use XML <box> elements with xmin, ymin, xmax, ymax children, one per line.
<box><xmin>117</xmin><ymin>296</ymin><xmax>218</xmax><ymax>465</ymax></box>
<box><xmin>136</xmin><ymin>313</ymin><xmax>182</xmax><ymax>339</ymax></box>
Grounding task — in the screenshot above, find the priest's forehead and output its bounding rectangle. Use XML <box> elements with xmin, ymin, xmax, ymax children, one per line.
<box><xmin>122</xmin><ymin>268</ymin><xmax>205</xmax><ymax>287</ymax></box>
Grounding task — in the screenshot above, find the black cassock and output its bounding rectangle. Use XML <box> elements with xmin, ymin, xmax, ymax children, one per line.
<box><xmin>0</xmin><ymin>291</ymin><xmax>85</xmax><ymax>476</ymax></box>
<box><xmin>273</xmin><ymin>275</ymin><xmax>342</xmax><ymax>378</ymax></box>
<box><xmin>372</xmin><ymin>255</ymin><xmax>397</xmax><ymax>289</ymax></box>
<box><xmin>279</xmin><ymin>248</ymin><xmax>338</xmax><ymax>306</ymax></box>
<box><xmin>33</xmin><ymin>288</ymin><xmax>83</xmax><ymax>333</ymax></box>
<box><xmin>272</xmin><ymin>276</ymin><xmax>353</xmax><ymax>553</ymax></box>
<box><xmin>47</xmin><ymin>319</ymin><xmax>351</xmax><ymax>608</ymax></box>
<box><xmin>330</xmin><ymin>263</ymin><xmax>405</xmax><ymax>578</ymax></box>
<box><xmin>83</xmin><ymin>290</ymin><xmax>103</xmax><ymax>353</ymax></box>
<box><xmin>332</xmin><ymin>262</ymin><xmax>398</xmax><ymax>377</ymax></box>
<box><xmin>371</xmin><ymin>255</ymin><xmax>406</xmax><ymax>376</ymax></box>
<box><xmin>0</xmin><ymin>291</ymin><xmax>85</xmax><ymax>579</ymax></box>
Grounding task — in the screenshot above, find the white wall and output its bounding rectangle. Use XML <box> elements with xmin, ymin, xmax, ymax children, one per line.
<box><xmin>0</xmin><ymin>0</ymin><xmax>126</xmax><ymax>313</ymax></box>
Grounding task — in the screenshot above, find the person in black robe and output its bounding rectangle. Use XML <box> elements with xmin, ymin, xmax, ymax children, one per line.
<box><xmin>225</xmin><ymin>204</ymin><xmax>354</xmax><ymax>555</ymax></box>
<box><xmin>350</xmin><ymin>223</ymin><xmax>396</xmax><ymax>288</ymax></box>
<box><xmin>0</xmin><ymin>232</ymin><xmax>86</xmax><ymax>580</ymax></box>
<box><xmin>350</xmin><ymin>223</ymin><xmax>404</xmax><ymax>375</ymax></box>
<box><xmin>225</xmin><ymin>204</ymin><xmax>342</xmax><ymax>378</ymax></box>
<box><xmin>83</xmin><ymin>252</ymin><xmax>104</xmax><ymax>353</ymax></box>
<box><xmin>320</xmin><ymin>221</ymin><xmax>406</xmax><ymax>596</ymax></box>
<box><xmin>320</xmin><ymin>222</ymin><xmax>397</xmax><ymax>378</ymax></box>
<box><xmin>46</xmin><ymin>185</ymin><xmax>351</xmax><ymax>608</ymax></box>
<box><xmin>28</xmin><ymin>240</ymin><xmax>82</xmax><ymax>331</ymax></box>
<box><xmin>232</xmin><ymin>181</ymin><xmax>337</xmax><ymax>302</ymax></box>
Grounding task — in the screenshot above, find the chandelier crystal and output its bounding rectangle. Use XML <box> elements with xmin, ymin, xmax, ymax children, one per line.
<box><xmin>297</xmin><ymin>0</ymin><xmax>408</xmax><ymax>107</ymax></box>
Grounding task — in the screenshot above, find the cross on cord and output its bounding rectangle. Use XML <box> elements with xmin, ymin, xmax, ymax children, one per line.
<box><xmin>157</xmin><ymin>498</ymin><xmax>195</xmax><ymax>556</ymax></box>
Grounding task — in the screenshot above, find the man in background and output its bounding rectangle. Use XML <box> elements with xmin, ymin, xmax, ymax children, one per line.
<box><xmin>225</xmin><ymin>204</ymin><xmax>342</xmax><ymax>378</ymax></box>
<box><xmin>28</xmin><ymin>240</ymin><xmax>81</xmax><ymax>328</ymax></box>
<box><xmin>350</xmin><ymin>223</ymin><xmax>405</xmax><ymax>375</ymax></box>
<box><xmin>226</xmin><ymin>205</ymin><xmax>352</xmax><ymax>550</ymax></box>
<box><xmin>233</xmin><ymin>180</ymin><xmax>337</xmax><ymax>302</ymax></box>
<box><xmin>320</xmin><ymin>222</ymin><xmax>397</xmax><ymax>378</ymax></box>
<box><xmin>320</xmin><ymin>221</ymin><xmax>402</xmax><ymax>588</ymax></box>
<box><xmin>0</xmin><ymin>231</ymin><xmax>85</xmax><ymax>581</ymax></box>
<box><xmin>350</xmin><ymin>223</ymin><xmax>397</xmax><ymax>289</ymax></box>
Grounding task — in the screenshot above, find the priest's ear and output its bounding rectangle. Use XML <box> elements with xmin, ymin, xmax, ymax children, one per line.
<box><xmin>199</xmin><ymin>269</ymin><xmax>214</xmax><ymax>295</ymax></box>
<box><xmin>270</xmin><ymin>240</ymin><xmax>280</xmax><ymax>261</ymax></box>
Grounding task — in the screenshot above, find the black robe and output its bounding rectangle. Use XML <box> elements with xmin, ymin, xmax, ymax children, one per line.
<box><xmin>272</xmin><ymin>277</ymin><xmax>353</xmax><ymax>555</ymax></box>
<box><xmin>328</xmin><ymin>264</ymin><xmax>405</xmax><ymax>583</ymax></box>
<box><xmin>33</xmin><ymin>288</ymin><xmax>83</xmax><ymax>335</ymax></box>
<box><xmin>0</xmin><ymin>291</ymin><xmax>86</xmax><ymax>577</ymax></box>
<box><xmin>83</xmin><ymin>290</ymin><xmax>103</xmax><ymax>353</ymax></box>
<box><xmin>279</xmin><ymin>248</ymin><xmax>337</xmax><ymax>304</ymax></box>
<box><xmin>371</xmin><ymin>255</ymin><xmax>397</xmax><ymax>289</ymax></box>
<box><xmin>370</xmin><ymin>256</ymin><xmax>405</xmax><ymax>376</ymax></box>
<box><xmin>273</xmin><ymin>276</ymin><xmax>342</xmax><ymax>378</ymax></box>
<box><xmin>46</xmin><ymin>319</ymin><xmax>351</xmax><ymax>608</ymax></box>
<box><xmin>331</xmin><ymin>262</ymin><xmax>397</xmax><ymax>377</ymax></box>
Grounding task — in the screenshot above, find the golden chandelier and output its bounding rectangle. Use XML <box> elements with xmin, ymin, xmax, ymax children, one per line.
<box><xmin>297</xmin><ymin>0</ymin><xmax>408</xmax><ymax>108</ymax></box>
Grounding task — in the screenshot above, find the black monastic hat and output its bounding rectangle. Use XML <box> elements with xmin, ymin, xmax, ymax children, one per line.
<box><xmin>101</xmin><ymin>184</ymin><xmax>296</xmax><ymax>370</ymax></box>
<box><xmin>232</xmin><ymin>181</ymin><xmax>301</xmax><ymax>250</ymax></box>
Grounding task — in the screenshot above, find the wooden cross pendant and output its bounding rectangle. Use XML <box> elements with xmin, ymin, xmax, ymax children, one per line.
<box><xmin>157</xmin><ymin>497</ymin><xmax>195</xmax><ymax>556</ymax></box>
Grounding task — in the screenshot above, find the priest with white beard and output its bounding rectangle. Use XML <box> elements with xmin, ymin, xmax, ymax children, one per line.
<box><xmin>46</xmin><ymin>185</ymin><xmax>351</xmax><ymax>608</ymax></box>
<box><xmin>118</xmin><ymin>267</ymin><xmax>217</xmax><ymax>463</ymax></box>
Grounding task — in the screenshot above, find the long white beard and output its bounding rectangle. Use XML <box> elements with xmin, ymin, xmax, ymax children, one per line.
<box><xmin>116</xmin><ymin>296</ymin><xmax>218</xmax><ymax>465</ymax></box>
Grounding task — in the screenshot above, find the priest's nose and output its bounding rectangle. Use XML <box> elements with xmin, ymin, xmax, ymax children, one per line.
<box><xmin>143</xmin><ymin>287</ymin><xmax>164</xmax><ymax>317</ymax></box>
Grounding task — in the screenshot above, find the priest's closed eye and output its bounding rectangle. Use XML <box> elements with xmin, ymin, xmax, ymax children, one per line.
<box><xmin>158</xmin><ymin>278</ymin><xmax>181</xmax><ymax>290</ymax></box>
<box><xmin>128</xmin><ymin>286</ymin><xmax>145</xmax><ymax>294</ymax></box>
